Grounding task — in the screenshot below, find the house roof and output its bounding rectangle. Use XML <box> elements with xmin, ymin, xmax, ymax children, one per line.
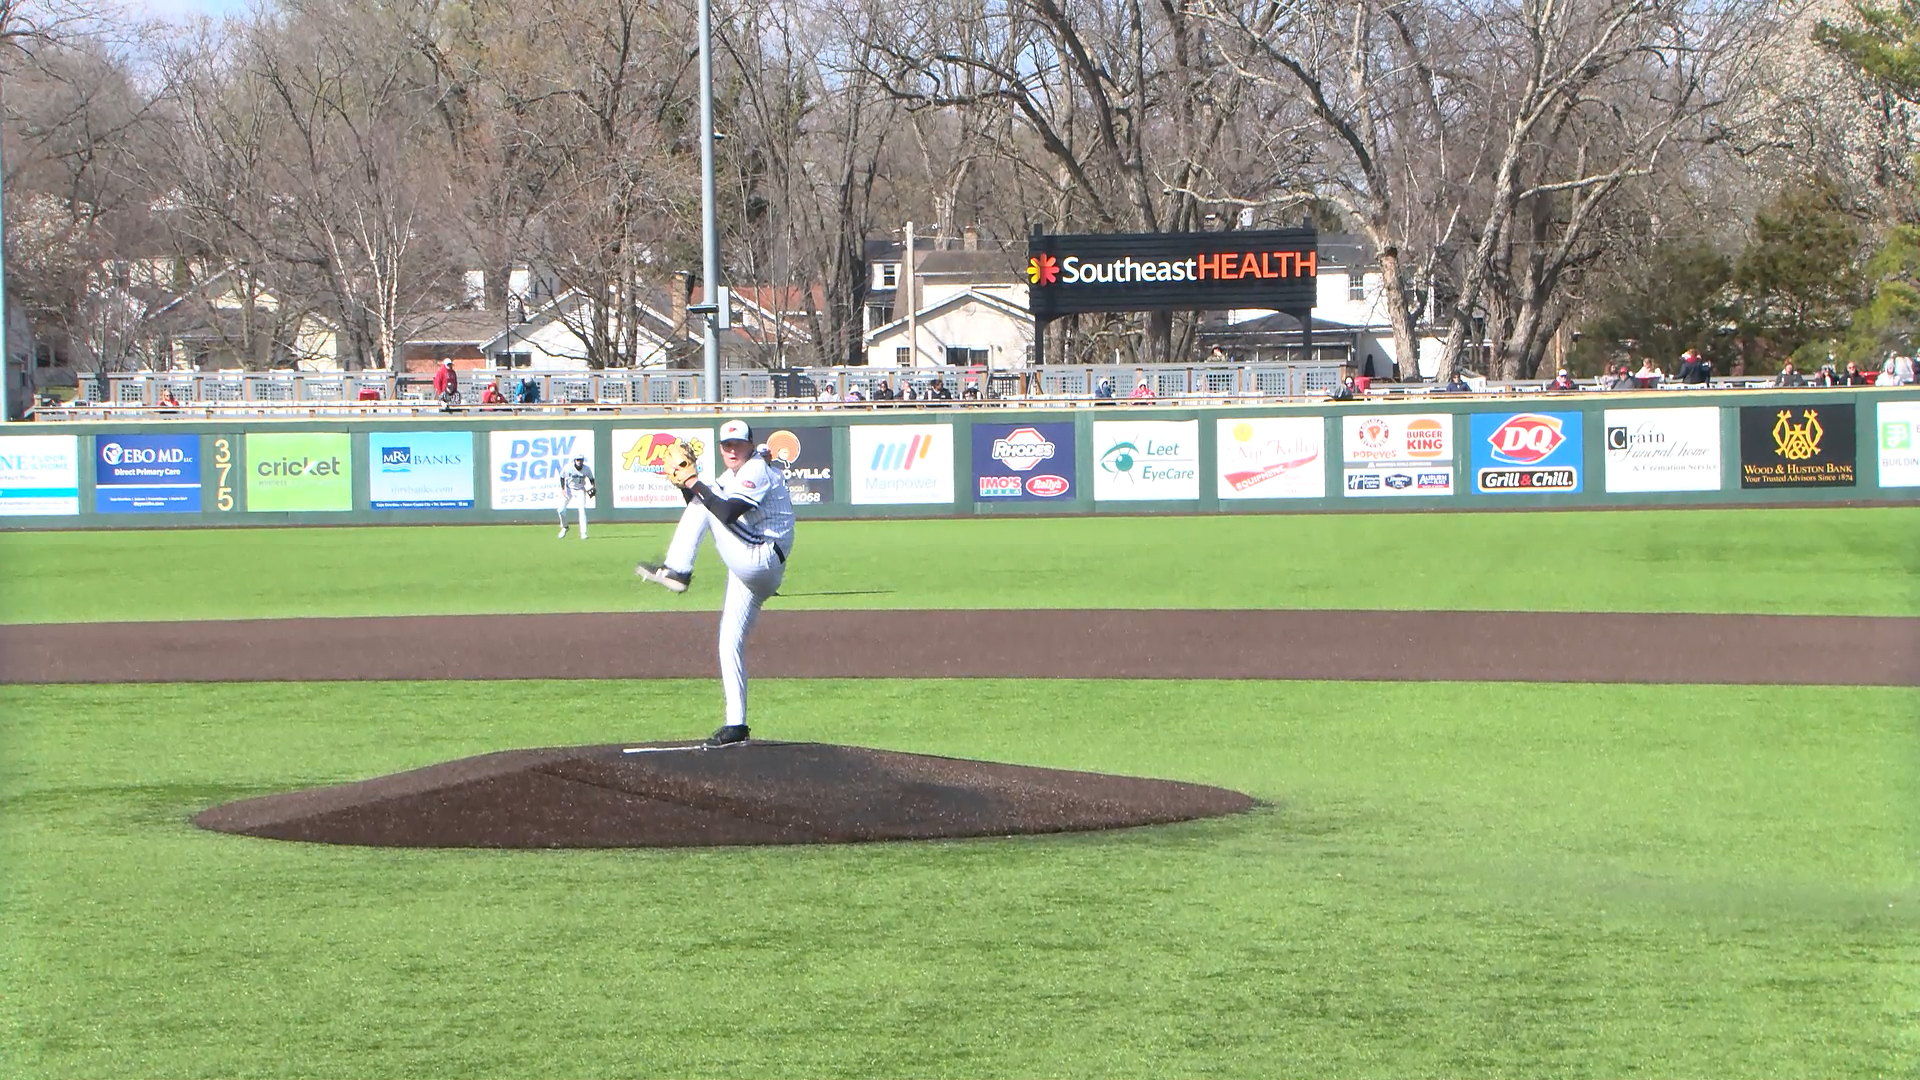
<box><xmin>408</xmin><ymin>309</ymin><xmax>515</xmax><ymax>346</ymax></box>
<box><xmin>865</xmin><ymin>288</ymin><xmax>1031</xmax><ymax>342</ymax></box>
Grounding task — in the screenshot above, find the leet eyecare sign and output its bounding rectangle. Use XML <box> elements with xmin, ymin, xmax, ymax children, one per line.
<box><xmin>245</xmin><ymin>432</ymin><xmax>352</xmax><ymax>511</ymax></box>
<box><xmin>1739</xmin><ymin>404</ymin><xmax>1855</xmax><ymax>488</ymax></box>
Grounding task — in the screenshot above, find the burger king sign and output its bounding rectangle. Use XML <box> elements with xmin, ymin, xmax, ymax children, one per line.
<box><xmin>1341</xmin><ymin>413</ymin><xmax>1455</xmax><ymax>498</ymax></box>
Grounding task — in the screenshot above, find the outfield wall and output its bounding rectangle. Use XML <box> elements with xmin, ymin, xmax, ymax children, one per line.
<box><xmin>2</xmin><ymin>389</ymin><xmax>1916</xmax><ymax>528</ymax></box>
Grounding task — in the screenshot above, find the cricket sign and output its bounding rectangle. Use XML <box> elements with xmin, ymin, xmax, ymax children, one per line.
<box><xmin>1092</xmin><ymin>420</ymin><xmax>1200</xmax><ymax>501</ymax></box>
<box><xmin>1739</xmin><ymin>404</ymin><xmax>1855</xmax><ymax>488</ymax></box>
<box><xmin>1469</xmin><ymin>412</ymin><xmax>1583</xmax><ymax>494</ymax></box>
<box><xmin>245</xmin><ymin>432</ymin><xmax>352</xmax><ymax>512</ymax></box>
<box><xmin>0</xmin><ymin>434</ymin><xmax>80</xmax><ymax>515</ymax></box>
<box><xmin>762</xmin><ymin>425</ymin><xmax>836</xmax><ymax>505</ymax></box>
<box><xmin>613</xmin><ymin>427</ymin><xmax>714</xmax><ymax>509</ymax></box>
<box><xmin>1216</xmin><ymin>417</ymin><xmax>1324</xmax><ymax>499</ymax></box>
<box><xmin>849</xmin><ymin>424</ymin><xmax>954</xmax><ymax>505</ymax></box>
<box><xmin>1341</xmin><ymin>414</ymin><xmax>1453</xmax><ymax>497</ymax></box>
<box><xmin>972</xmin><ymin>422</ymin><xmax>1075</xmax><ymax>501</ymax></box>
<box><xmin>1027</xmin><ymin>229</ymin><xmax>1317</xmax><ymax>320</ymax></box>
<box><xmin>1604</xmin><ymin>407</ymin><xmax>1721</xmax><ymax>492</ymax></box>
<box><xmin>489</xmin><ymin>429</ymin><xmax>595</xmax><ymax>509</ymax></box>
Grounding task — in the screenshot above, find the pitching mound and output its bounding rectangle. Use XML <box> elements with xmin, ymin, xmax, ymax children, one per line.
<box><xmin>191</xmin><ymin>741</ymin><xmax>1256</xmax><ymax>848</ymax></box>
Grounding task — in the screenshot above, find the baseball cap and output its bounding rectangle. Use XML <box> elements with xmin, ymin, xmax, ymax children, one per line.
<box><xmin>719</xmin><ymin>419</ymin><xmax>752</xmax><ymax>443</ymax></box>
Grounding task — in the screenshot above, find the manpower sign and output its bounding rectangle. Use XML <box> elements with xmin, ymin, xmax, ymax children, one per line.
<box><xmin>1027</xmin><ymin>229</ymin><xmax>1317</xmax><ymax>319</ymax></box>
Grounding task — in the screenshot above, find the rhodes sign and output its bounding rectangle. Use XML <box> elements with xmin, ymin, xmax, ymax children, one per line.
<box><xmin>1027</xmin><ymin>228</ymin><xmax>1317</xmax><ymax>321</ymax></box>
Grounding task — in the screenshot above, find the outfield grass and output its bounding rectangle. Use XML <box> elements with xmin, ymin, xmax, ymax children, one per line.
<box><xmin>3</xmin><ymin>679</ymin><xmax>1913</xmax><ymax>1078</ymax></box>
<box><xmin>3</xmin><ymin>506</ymin><xmax>1917</xmax><ymax>623</ymax></box>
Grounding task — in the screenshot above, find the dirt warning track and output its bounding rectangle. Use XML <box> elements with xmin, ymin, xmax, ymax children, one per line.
<box><xmin>2</xmin><ymin>609</ymin><xmax>1912</xmax><ymax>686</ymax></box>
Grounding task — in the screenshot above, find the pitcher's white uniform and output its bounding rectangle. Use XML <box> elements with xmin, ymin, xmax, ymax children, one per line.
<box><xmin>659</xmin><ymin>447</ymin><xmax>795</xmax><ymax>730</ymax></box>
<box><xmin>557</xmin><ymin>457</ymin><xmax>594</xmax><ymax>538</ymax></box>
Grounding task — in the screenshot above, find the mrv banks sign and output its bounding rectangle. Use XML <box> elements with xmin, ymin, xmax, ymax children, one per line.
<box><xmin>1027</xmin><ymin>228</ymin><xmax>1317</xmax><ymax>320</ymax></box>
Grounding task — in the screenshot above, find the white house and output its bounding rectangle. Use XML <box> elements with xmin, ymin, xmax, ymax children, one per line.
<box><xmin>863</xmin><ymin>241</ymin><xmax>1034</xmax><ymax>368</ymax></box>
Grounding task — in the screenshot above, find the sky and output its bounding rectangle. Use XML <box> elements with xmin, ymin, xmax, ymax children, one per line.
<box><xmin>134</xmin><ymin>0</ymin><xmax>254</xmax><ymax>23</ymax></box>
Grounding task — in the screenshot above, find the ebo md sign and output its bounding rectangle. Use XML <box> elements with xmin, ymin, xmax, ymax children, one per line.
<box><xmin>1027</xmin><ymin>228</ymin><xmax>1317</xmax><ymax>319</ymax></box>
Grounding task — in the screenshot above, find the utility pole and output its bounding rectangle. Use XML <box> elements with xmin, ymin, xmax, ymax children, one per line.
<box><xmin>1</xmin><ymin>128</ymin><xmax>9</xmax><ymax>422</ymax></box>
<box><xmin>697</xmin><ymin>0</ymin><xmax>720</xmax><ymax>402</ymax></box>
<box><xmin>904</xmin><ymin>221</ymin><xmax>916</xmax><ymax>368</ymax></box>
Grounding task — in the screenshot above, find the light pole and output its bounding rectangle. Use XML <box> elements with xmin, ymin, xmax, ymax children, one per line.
<box><xmin>696</xmin><ymin>0</ymin><xmax>720</xmax><ymax>403</ymax></box>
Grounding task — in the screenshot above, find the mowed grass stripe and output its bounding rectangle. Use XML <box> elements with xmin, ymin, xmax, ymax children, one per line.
<box><xmin>3</xmin><ymin>679</ymin><xmax>1913</xmax><ymax>1078</ymax></box>
<box><xmin>2</xmin><ymin>506</ymin><xmax>1916</xmax><ymax>623</ymax></box>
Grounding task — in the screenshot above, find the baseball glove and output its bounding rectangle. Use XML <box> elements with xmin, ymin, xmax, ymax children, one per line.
<box><xmin>586</xmin><ymin>484</ymin><xmax>597</xmax><ymax>498</ymax></box>
<box><xmin>661</xmin><ymin>439</ymin><xmax>700</xmax><ymax>488</ymax></box>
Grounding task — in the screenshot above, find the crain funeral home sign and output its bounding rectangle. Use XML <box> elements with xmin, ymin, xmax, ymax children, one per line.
<box><xmin>1026</xmin><ymin>228</ymin><xmax>1317</xmax><ymax>320</ymax></box>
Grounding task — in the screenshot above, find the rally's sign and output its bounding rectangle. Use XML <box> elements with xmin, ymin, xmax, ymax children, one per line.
<box><xmin>613</xmin><ymin>428</ymin><xmax>714</xmax><ymax>509</ymax></box>
<box><xmin>972</xmin><ymin>422</ymin><xmax>1075</xmax><ymax>501</ymax></box>
<box><xmin>1604</xmin><ymin>407</ymin><xmax>1721</xmax><ymax>493</ymax></box>
<box><xmin>95</xmin><ymin>433</ymin><xmax>201</xmax><ymax>513</ymax></box>
<box><xmin>489</xmin><ymin>429</ymin><xmax>595</xmax><ymax>509</ymax></box>
<box><xmin>1216</xmin><ymin>417</ymin><xmax>1324</xmax><ymax>499</ymax></box>
<box><xmin>849</xmin><ymin>424</ymin><xmax>954</xmax><ymax>505</ymax></box>
<box><xmin>368</xmin><ymin>431</ymin><xmax>474</xmax><ymax>510</ymax></box>
<box><xmin>1027</xmin><ymin>229</ymin><xmax>1317</xmax><ymax>320</ymax></box>
<box><xmin>0</xmin><ymin>435</ymin><xmax>80</xmax><ymax>516</ymax></box>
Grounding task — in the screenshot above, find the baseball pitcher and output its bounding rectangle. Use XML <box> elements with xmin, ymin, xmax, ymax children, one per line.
<box><xmin>635</xmin><ymin>419</ymin><xmax>796</xmax><ymax>746</ymax></box>
<box><xmin>557</xmin><ymin>454</ymin><xmax>596</xmax><ymax>538</ymax></box>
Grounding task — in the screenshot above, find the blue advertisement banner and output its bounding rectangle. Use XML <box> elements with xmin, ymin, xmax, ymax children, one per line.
<box><xmin>369</xmin><ymin>431</ymin><xmax>475</xmax><ymax>509</ymax></box>
<box><xmin>971</xmin><ymin>422</ymin><xmax>1076</xmax><ymax>501</ymax></box>
<box><xmin>1469</xmin><ymin>412</ymin><xmax>1583</xmax><ymax>494</ymax></box>
<box><xmin>95</xmin><ymin>433</ymin><xmax>201</xmax><ymax>513</ymax></box>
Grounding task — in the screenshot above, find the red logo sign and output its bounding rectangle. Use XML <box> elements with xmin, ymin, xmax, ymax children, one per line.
<box><xmin>1025</xmin><ymin>474</ymin><xmax>1070</xmax><ymax>497</ymax></box>
<box><xmin>1027</xmin><ymin>254</ymin><xmax>1059</xmax><ymax>286</ymax></box>
<box><xmin>1487</xmin><ymin>414</ymin><xmax>1565</xmax><ymax>464</ymax></box>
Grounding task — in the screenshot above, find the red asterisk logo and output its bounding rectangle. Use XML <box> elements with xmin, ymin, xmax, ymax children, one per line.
<box><xmin>1027</xmin><ymin>254</ymin><xmax>1059</xmax><ymax>285</ymax></box>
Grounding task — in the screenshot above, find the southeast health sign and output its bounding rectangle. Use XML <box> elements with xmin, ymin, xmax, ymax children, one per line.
<box><xmin>95</xmin><ymin>433</ymin><xmax>200</xmax><ymax>513</ymax></box>
<box><xmin>1470</xmin><ymin>412</ymin><xmax>1583</xmax><ymax>494</ymax></box>
<box><xmin>368</xmin><ymin>431</ymin><xmax>474</xmax><ymax>509</ymax></box>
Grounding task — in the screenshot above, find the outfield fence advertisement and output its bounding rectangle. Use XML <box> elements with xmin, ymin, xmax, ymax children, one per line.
<box><xmin>1878</xmin><ymin>401</ymin><xmax>1920</xmax><ymax>487</ymax></box>
<box><xmin>1342</xmin><ymin>413</ymin><xmax>1453</xmax><ymax>497</ymax></box>
<box><xmin>490</xmin><ymin>429</ymin><xmax>595</xmax><ymax>509</ymax></box>
<box><xmin>1739</xmin><ymin>404</ymin><xmax>1856</xmax><ymax>488</ymax></box>
<box><xmin>849</xmin><ymin>424</ymin><xmax>954</xmax><ymax>505</ymax></box>
<box><xmin>972</xmin><ymin>422</ymin><xmax>1075</xmax><ymax>501</ymax></box>
<box><xmin>4</xmin><ymin>390</ymin><xmax>1913</xmax><ymax>526</ymax></box>
<box><xmin>613</xmin><ymin>428</ymin><xmax>713</xmax><ymax>509</ymax></box>
<box><xmin>1604</xmin><ymin>407</ymin><xmax>1721</xmax><ymax>493</ymax></box>
<box><xmin>763</xmin><ymin>425</ymin><xmax>835</xmax><ymax>505</ymax></box>
<box><xmin>0</xmin><ymin>434</ymin><xmax>80</xmax><ymax>515</ymax></box>
<box><xmin>1216</xmin><ymin>417</ymin><xmax>1324</xmax><ymax>499</ymax></box>
<box><xmin>367</xmin><ymin>431</ymin><xmax>474</xmax><ymax>510</ymax></box>
<box><xmin>1093</xmin><ymin>420</ymin><xmax>1200</xmax><ymax>501</ymax></box>
<box><xmin>94</xmin><ymin>433</ymin><xmax>200</xmax><ymax>513</ymax></box>
<box><xmin>245</xmin><ymin>432</ymin><xmax>351</xmax><ymax>512</ymax></box>
<box><xmin>1470</xmin><ymin>412</ymin><xmax>1583</xmax><ymax>494</ymax></box>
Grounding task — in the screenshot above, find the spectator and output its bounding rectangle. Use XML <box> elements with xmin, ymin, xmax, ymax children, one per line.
<box><xmin>1129</xmin><ymin>377</ymin><xmax>1155</xmax><ymax>400</ymax></box>
<box><xmin>481</xmin><ymin>382</ymin><xmax>507</xmax><ymax>405</ymax></box>
<box><xmin>1442</xmin><ymin>370</ymin><xmax>1471</xmax><ymax>393</ymax></box>
<box><xmin>1633</xmin><ymin>358</ymin><xmax>1663</xmax><ymax>388</ymax></box>
<box><xmin>516</xmin><ymin>377</ymin><xmax>541</xmax><ymax>404</ymax></box>
<box><xmin>843</xmin><ymin>386</ymin><xmax>865</xmax><ymax>403</ymax></box>
<box><xmin>1880</xmin><ymin>352</ymin><xmax>1916</xmax><ymax>385</ymax></box>
<box><xmin>816</xmin><ymin>382</ymin><xmax>837</xmax><ymax>403</ymax></box>
<box><xmin>1094</xmin><ymin>376</ymin><xmax>1115</xmax><ymax>401</ymax></box>
<box><xmin>1774</xmin><ymin>361</ymin><xmax>1808</xmax><ymax>387</ymax></box>
<box><xmin>1842</xmin><ymin>360</ymin><xmax>1872</xmax><ymax>386</ymax></box>
<box><xmin>434</xmin><ymin>359</ymin><xmax>459</xmax><ymax>408</ymax></box>
<box><xmin>929</xmin><ymin>378</ymin><xmax>953</xmax><ymax>403</ymax></box>
<box><xmin>872</xmin><ymin>378</ymin><xmax>895</xmax><ymax>403</ymax></box>
<box><xmin>961</xmin><ymin>381</ymin><xmax>981</xmax><ymax>401</ymax></box>
<box><xmin>1329</xmin><ymin>374</ymin><xmax>1357</xmax><ymax>401</ymax></box>
<box><xmin>1549</xmin><ymin>368</ymin><xmax>1579</xmax><ymax>391</ymax></box>
<box><xmin>1678</xmin><ymin>349</ymin><xmax>1711</xmax><ymax>385</ymax></box>
<box><xmin>157</xmin><ymin>387</ymin><xmax>182</xmax><ymax>408</ymax></box>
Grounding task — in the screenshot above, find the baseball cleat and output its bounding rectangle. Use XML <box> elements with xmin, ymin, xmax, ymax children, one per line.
<box><xmin>557</xmin><ymin>526</ymin><xmax>567</xmax><ymax>538</ymax></box>
<box><xmin>704</xmin><ymin>724</ymin><xmax>750</xmax><ymax>747</ymax></box>
<box><xmin>634</xmin><ymin>563</ymin><xmax>691</xmax><ymax>592</ymax></box>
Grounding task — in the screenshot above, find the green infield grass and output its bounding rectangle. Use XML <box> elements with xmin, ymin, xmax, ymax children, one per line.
<box><xmin>3</xmin><ymin>679</ymin><xmax>1913</xmax><ymax>1078</ymax></box>
<box><xmin>2</xmin><ymin>505</ymin><xmax>1916</xmax><ymax>623</ymax></box>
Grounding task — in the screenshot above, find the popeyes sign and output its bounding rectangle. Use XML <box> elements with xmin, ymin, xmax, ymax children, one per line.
<box><xmin>1027</xmin><ymin>227</ymin><xmax>1318</xmax><ymax>319</ymax></box>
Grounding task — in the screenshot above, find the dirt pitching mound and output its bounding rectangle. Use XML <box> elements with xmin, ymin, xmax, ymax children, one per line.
<box><xmin>191</xmin><ymin>741</ymin><xmax>1256</xmax><ymax>848</ymax></box>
